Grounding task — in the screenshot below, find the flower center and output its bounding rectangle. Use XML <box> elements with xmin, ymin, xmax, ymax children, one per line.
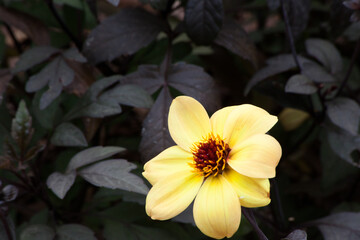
<box><xmin>191</xmin><ymin>133</ymin><xmax>231</xmax><ymax>177</ymax></box>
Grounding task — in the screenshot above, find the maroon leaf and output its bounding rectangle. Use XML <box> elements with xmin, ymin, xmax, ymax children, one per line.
<box><xmin>0</xmin><ymin>6</ymin><xmax>50</xmax><ymax>45</ymax></box>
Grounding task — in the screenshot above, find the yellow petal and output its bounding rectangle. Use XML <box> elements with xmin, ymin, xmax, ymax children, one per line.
<box><xmin>228</xmin><ymin>134</ymin><xmax>282</xmax><ymax>178</ymax></box>
<box><xmin>210</xmin><ymin>106</ymin><xmax>238</xmax><ymax>138</ymax></box>
<box><xmin>193</xmin><ymin>175</ymin><xmax>241</xmax><ymax>239</ymax></box>
<box><xmin>145</xmin><ymin>170</ymin><xmax>203</xmax><ymax>220</ymax></box>
<box><xmin>143</xmin><ymin>146</ymin><xmax>193</xmax><ymax>185</ymax></box>
<box><xmin>223</xmin><ymin>104</ymin><xmax>278</xmax><ymax>148</ymax></box>
<box><xmin>223</xmin><ymin>167</ymin><xmax>270</xmax><ymax>208</ymax></box>
<box><xmin>168</xmin><ymin>96</ymin><xmax>211</xmax><ymax>151</ymax></box>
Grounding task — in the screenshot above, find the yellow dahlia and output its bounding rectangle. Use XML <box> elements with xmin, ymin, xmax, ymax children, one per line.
<box><xmin>143</xmin><ymin>96</ymin><xmax>282</xmax><ymax>239</ymax></box>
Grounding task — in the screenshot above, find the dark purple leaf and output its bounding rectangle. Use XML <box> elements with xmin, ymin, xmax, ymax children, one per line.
<box><xmin>0</xmin><ymin>69</ymin><xmax>12</xmax><ymax>104</ymax></box>
<box><xmin>139</xmin><ymin>0</ymin><xmax>168</xmax><ymax>10</ymax></box>
<box><xmin>106</xmin><ymin>0</ymin><xmax>120</xmax><ymax>6</ymax></box>
<box><xmin>83</xmin><ymin>8</ymin><xmax>166</xmax><ymax>64</ymax></box>
<box><xmin>51</xmin><ymin>122</ymin><xmax>88</xmax><ymax>147</ymax></box>
<box><xmin>245</xmin><ymin>54</ymin><xmax>312</xmax><ymax>95</ymax></box>
<box><xmin>326</xmin><ymin>127</ymin><xmax>360</xmax><ymax>167</ymax></box>
<box><xmin>326</xmin><ymin>97</ymin><xmax>360</xmax><ymax>135</ymax></box>
<box><xmin>140</xmin><ymin>87</ymin><xmax>174</xmax><ymax>161</ymax></box>
<box><xmin>13</xmin><ymin>46</ymin><xmax>60</xmax><ymax>73</ymax></box>
<box><xmin>120</xmin><ymin>65</ymin><xmax>163</xmax><ymax>94</ymax></box>
<box><xmin>282</xmin><ymin>230</ymin><xmax>307</xmax><ymax>240</ymax></box>
<box><xmin>305</xmin><ymin>38</ymin><xmax>343</xmax><ymax>74</ymax></box>
<box><xmin>267</xmin><ymin>0</ymin><xmax>280</xmax><ymax>10</ymax></box>
<box><xmin>63</xmin><ymin>48</ymin><xmax>87</xmax><ymax>63</ymax></box>
<box><xmin>301</xmin><ymin>62</ymin><xmax>338</xmax><ymax>83</ymax></box>
<box><xmin>185</xmin><ymin>0</ymin><xmax>224</xmax><ymax>45</ymax></box>
<box><xmin>214</xmin><ymin>18</ymin><xmax>258</xmax><ymax>68</ymax></box>
<box><xmin>285</xmin><ymin>74</ymin><xmax>317</xmax><ymax>94</ymax></box>
<box><xmin>46</xmin><ymin>171</ymin><xmax>76</xmax><ymax>199</ymax></box>
<box><xmin>313</xmin><ymin>212</ymin><xmax>360</xmax><ymax>240</ymax></box>
<box><xmin>26</xmin><ymin>56</ymin><xmax>75</xmax><ymax>110</ymax></box>
<box><xmin>168</xmin><ymin>62</ymin><xmax>220</xmax><ymax>112</ymax></box>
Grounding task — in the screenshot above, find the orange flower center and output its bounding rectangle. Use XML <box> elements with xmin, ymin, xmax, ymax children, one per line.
<box><xmin>191</xmin><ymin>133</ymin><xmax>231</xmax><ymax>177</ymax></box>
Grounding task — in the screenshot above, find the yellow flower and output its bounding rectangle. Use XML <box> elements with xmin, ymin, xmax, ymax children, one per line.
<box><xmin>143</xmin><ymin>96</ymin><xmax>282</xmax><ymax>239</ymax></box>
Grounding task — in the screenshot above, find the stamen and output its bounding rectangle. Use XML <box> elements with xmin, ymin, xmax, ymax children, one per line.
<box><xmin>190</xmin><ymin>133</ymin><xmax>231</xmax><ymax>177</ymax></box>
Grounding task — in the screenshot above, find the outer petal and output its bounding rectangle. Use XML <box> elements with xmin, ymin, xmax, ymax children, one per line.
<box><xmin>210</xmin><ymin>106</ymin><xmax>238</xmax><ymax>138</ymax></box>
<box><xmin>168</xmin><ymin>96</ymin><xmax>211</xmax><ymax>151</ymax></box>
<box><xmin>223</xmin><ymin>104</ymin><xmax>278</xmax><ymax>148</ymax></box>
<box><xmin>228</xmin><ymin>134</ymin><xmax>282</xmax><ymax>178</ymax></box>
<box><xmin>146</xmin><ymin>170</ymin><xmax>203</xmax><ymax>220</ymax></box>
<box><xmin>143</xmin><ymin>146</ymin><xmax>193</xmax><ymax>185</ymax></box>
<box><xmin>193</xmin><ymin>175</ymin><xmax>241</xmax><ymax>239</ymax></box>
<box><xmin>223</xmin><ymin>167</ymin><xmax>270</xmax><ymax>208</ymax></box>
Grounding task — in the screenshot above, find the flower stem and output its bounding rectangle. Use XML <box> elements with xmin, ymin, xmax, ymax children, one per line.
<box><xmin>242</xmin><ymin>207</ymin><xmax>269</xmax><ymax>240</ymax></box>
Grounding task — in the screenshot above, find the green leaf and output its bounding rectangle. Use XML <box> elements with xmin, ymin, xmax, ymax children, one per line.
<box><xmin>20</xmin><ymin>224</ymin><xmax>55</xmax><ymax>240</ymax></box>
<box><xmin>214</xmin><ymin>18</ymin><xmax>258</xmax><ymax>68</ymax></box>
<box><xmin>321</xmin><ymin>138</ymin><xmax>359</xmax><ymax>189</ymax></box>
<box><xmin>46</xmin><ymin>171</ymin><xmax>76</xmax><ymax>199</ymax></box>
<box><xmin>103</xmin><ymin>221</ymin><xmax>176</xmax><ymax>240</ymax></box>
<box><xmin>313</xmin><ymin>212</ymin><xmax>360</xmax><ymax>240</ymax></box>
<box><xmin>67</xmin><ymin>146</ymin><xmax>125</xmax><ymax>171</ymax></box>
<box><xmin>99</xmin><ymin>84</ymin><xmax>154</xmax><ymax>108</ymax></box>
<box><xmin>54</xmin><ymin>0</ymin><xmax>83</xmax><ymax>9</ymax></box>
<box><xmin>11</xmin><ymin>100</ymin><xmax>32</xmax><ymax>141</ymax></box>
<box><xmin>83</xmin><ymin>8</ymin><xmax>166</xmax><ymax>64</ymax></box>
<box><xmin>57</xmin><ymin>224</ymin><xmax>96</xmax><ymax>240</ymax></box>
<box><xmin>305</xmin><ymin>38</ymin><xmax>343</xmax><ymax>74</ymax></box>
<box><xmin>51</xmin><ymin>122</ymin><xmax>87</xmax><ymax>147</ymax></box>
<box><xmin>282</xmin><ymin>230</ymin><xmax>307</xmax><ymax>240</ymax></box>
<box><xmin>326</xmin><ymin>97</ymin><xmax>360</xmax><ymax>135</ymax></box>
<box><xmin>344</xmin><ymin>22</ymin><xmax>360</xmax><ymax>41</ymax></box>
<box><xmin>184</xmin><ymin>0</ymin><xmax>224</xmax><ymax>45</ymax></box>
<box><xmin>32</xmin><ymin>89</ymin><xmax>62</xmax><ymax>129</ymax></box>
<box><xmin>79</xmin><ymin>159</ymin><xmax>149</xmax><ymax>195</ymax></box>
<box><xmin>13</xmin><ymin>46</ymin><xmax>60</xmax><ymax>73</ymax></box>
<box><xmin>285</xmin><ymin>74</ymin><xmax>317</xmax><ymax>94</ymax></box>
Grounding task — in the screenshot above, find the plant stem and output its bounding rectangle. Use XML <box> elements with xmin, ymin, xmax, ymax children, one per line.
<box><xmin>242</xmin><ymin>208</ymin><xmax>269</xmax><ymax>240</ymax></box>
<box><xmin>45</xmin><ymin>0</ymin><xmax>82</xmax><ymax>49</ymax></box>
<box><xmin>281</xmin><ymin>0</ymin><xmax>302</xmax><ymax>71</ymax></box>
<box><xmin>0</xmin><ymin>209</ymin><xmax>13</xmax><ymax>240</ymax></box>
<box><xmin>270</xmin><ymin>179</ymin><xmax>287</xmax><ymax>232</ymax></box>
<box><xmin>336</xmin><ymin>38</ymin><xmax>360</xmax><ymax>97</ymax></box>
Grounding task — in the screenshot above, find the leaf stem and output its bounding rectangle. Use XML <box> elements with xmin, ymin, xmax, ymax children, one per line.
<box><xmin>242</xmin><ymin>208</ymin><xmax>269</xmax><ymax>240</ymax></box>
<box><xmin>280</xmin><ymin>0</ymin><xmax>302</xmax><ymax>71</ymax></box>
<box><xmin>0</xmin><ymin>209</ymin><xmax>13</xmax><ymax>240</ymax></box>
<box><xmin>336</xmin><ymin>38</ymin><xmax>360</xmax><ymax>97</ymax></box>
<box><xmin>45</xmin><ymin>0</ymin><xmax>82</xmax><ymax>49</ymax></box>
